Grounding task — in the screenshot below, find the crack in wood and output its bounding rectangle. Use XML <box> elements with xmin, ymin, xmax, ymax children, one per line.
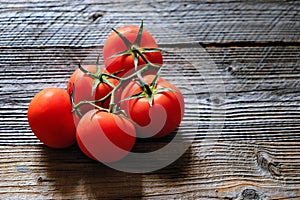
<box><xmin>0</xmin><ymin>40</ymin><xmax>300</xmax><ymax>49</ymax></box>
<box><xmin>200</xmin><ymin>41</ymin><xmax>300</xmax><ymax>48</ymax></box>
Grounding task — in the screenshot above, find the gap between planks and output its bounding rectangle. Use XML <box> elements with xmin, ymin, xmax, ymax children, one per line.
<box><xmin>1</xmin><ymin>40</ymin><xmax>300</xmax><ymax>49</ymax></box>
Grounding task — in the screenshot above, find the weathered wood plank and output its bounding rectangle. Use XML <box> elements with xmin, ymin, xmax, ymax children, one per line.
<box><xmin>1</xmin><ymin>1</ymin><xmax>300</xmax><ymax>198</ymax></box>
<box><xmin>0</xmin><ymin>146</ymin><xmax>144</xmax><ymax>200</ymax></box>
<box><xmin>0</xmin><ymin>0</ymin><xmax>299</xmax><ymax>47</ymax></box>
<box><xmin>0</xmin><ymin>142</ymin><xmax>299</xmax><ymax>199</ymax></box>
<box><xmin>0</xmin><ymin>46</ymin><xmax>299</xmax><ymax>145</ymax></box>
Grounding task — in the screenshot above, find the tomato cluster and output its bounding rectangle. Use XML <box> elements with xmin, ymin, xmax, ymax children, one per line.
<box><xmin>27</xmin><ymin>22</ymin><xmax>185</xmax><ymax>163</ymax></box>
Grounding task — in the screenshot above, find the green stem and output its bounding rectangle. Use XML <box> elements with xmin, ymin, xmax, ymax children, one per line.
<box><xmin>130</xmin><ymin>45</ymin><xmax>161</xmax><ymax>86</ymax></box>
<box><xmin>73</xmin><ymin>100</ymin><xmax>109</xmax><ymax>113</ymax></box>
<box><xmin>131</xmin><ymin>45</ymin><xmax>161</xmax><ymax>70</ymax></box>
<box><xmin>102</xmin><ymin>73</ymin><xmax>121</xmax><ymax>80</ymax></box>
<box><xmin>131</xmin><ymin>45</ymin><xmax>149</xmax><ymax>64</ymax></box>
<box><xmin>108</xmin><ymin>62</ymin><xmax>158</xmax><ymax>112</ymax></box>
<box><xmin>78</xmin><ymin>63</ymin><xmax>99</xmax><ymax>79</ymax></box>
<box><xmin>73</xmin><ymin>46</ymin><xmax>161</xmax><ymax>114</ymax></box>
<box><xmin>144</xmin><ymin>84</ymin><xmax>152</xmax><ymax>96</ymax></box>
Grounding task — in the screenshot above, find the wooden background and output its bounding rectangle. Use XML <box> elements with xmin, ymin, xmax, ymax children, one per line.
<box><xmin>1</xmin><ymin>0</ymin><xmax>300</xmax><ymax>199</ymax></box>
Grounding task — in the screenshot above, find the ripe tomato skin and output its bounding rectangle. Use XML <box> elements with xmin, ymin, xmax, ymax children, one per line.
<box><xmin>67</xmin><ymin>65</ymin><xmax>118</xmax><ymax>115</ymax></box>
<box><xmin>27</xmin><ymin>88</ymin><xmax>76</xmax><ymax>148</ymax></box>
<box><xmin>76</xmin><ymin>110</ymin><xmax>136</xmax><ymax>163</ymax></box>
<box><xmin>120</xmin><ymin>75</ymin><xmax>184</xmax><ymax>138</ymax></box>
<box><xmin>103</xmin><ymin>25</ymin><xmax>163</xmax><ymax>77</ymax></box>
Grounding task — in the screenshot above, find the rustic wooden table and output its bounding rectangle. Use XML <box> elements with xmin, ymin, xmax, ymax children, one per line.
<box><xmin>1</xmin><ymin>0</ymin><xmax>300</xmax><ymax>199</ymax></box>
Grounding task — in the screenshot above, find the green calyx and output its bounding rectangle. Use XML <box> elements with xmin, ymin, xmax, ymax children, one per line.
<box><xmin>70</xmin><ymin>64</ymin><xmax>117</xmax><ymax>115</ymax></box>
<box><xmin>123</xmin><ymin>83</ymin><xmax>177</xmax><ymax>107</ymax></box>
<box><xmin>71</xmin><ymin>21</ymin><xmax>165</xmax><ymax>116</ymax></box>
<box><xmin>78</xmin><ymin>64</ymin><xmax>116</xmax><ymax>97</ymax></box>
<box><xmin>122</xmin><ymin>72</ymin><xmax>177</xmax><ymax>107</ymax></box>
<box><xmin>110</xmin><ymin>21</ymin><xmax>162</xmax><ymax>70</ymax></box>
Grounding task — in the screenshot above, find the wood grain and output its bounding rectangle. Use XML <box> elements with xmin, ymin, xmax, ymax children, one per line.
<box><xmin>1</xmin><ymin>46</ymin><xmax>299</xmax><ymax>143</ymax></box>
<box><xmin>0</xmin><ymin>0</ymin><xmax>299</xmax><ymax>47</ymax></box>
<box><xmin>1</xmin><ymin>0</ymin><xmax>300</xmax><ymax>199</ymax></box>
<box><xmin>1</xmin><ymin>45</ymin><xmax>300</xmax><ymax>198</ymax></box>
<box><xmin>0</xmin><ymin>142</ymin><xmax>299</xmax><ymax>199</ymax></box>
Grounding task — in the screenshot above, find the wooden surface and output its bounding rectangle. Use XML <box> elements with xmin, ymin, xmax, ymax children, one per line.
<box><xmin>1</xmin><ymin>0</ymin><xmax>300</xmax><ymax>199</ymax></box>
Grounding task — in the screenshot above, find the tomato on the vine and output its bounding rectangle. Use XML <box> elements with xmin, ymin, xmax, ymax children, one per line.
<box><xmin>120</xmin><ymin>75</ymin><xmax>184</xmax><ymax>138</ymax></box>
<box><xmin>76</xmin><ymin>110</ymin><xmax>136</xmax><ymax>162</ymax></box>
<box><xmin>103</xmin><ymin>22</ymin><xmax>163</xmax><ymax>77</ymax></box>
<box><xmin>67</xmin><ymin>65</ymin><xmax>118</xmax><ymax>115</ymax></box>
<box><xmin>27</xmin><ymin>88</ymin><xmax>76</xmax><ymax>148</ymax></box>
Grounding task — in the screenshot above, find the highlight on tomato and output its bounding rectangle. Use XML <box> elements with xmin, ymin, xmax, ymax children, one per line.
<box><xmin>27</xmin><ymin>88</ymin><xmax>76</xmax><ymax>148</ymax></box>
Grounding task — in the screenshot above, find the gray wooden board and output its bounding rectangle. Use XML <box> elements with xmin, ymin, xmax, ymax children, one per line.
<box><xmin>1</xmin><ymin>0</ymin><xmax>300</xmax><ymax>199</ymax></box>
<box><xmin>1</xmin><ymin>45</ymin><xmax>300</xmax><ymax>199</ymax></box>
<box><xmin>0</xmin><ymin>0</ymin><xmax>299</xmax><ymax>47</ymax></box>
<box><xmin>0</xmin><ymin>143</ymin><xmax>299</xmax><ymax>199</ymax></box>
<box><xmin>1</xmin><ymin>46</ymin><xmax>300</xmax><ymax>143</ymax></box>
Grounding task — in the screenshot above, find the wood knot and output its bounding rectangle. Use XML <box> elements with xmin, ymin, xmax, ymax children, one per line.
<box><xmin>226</xmin><ymin>61</ymin><xmax>249</xmax><ymax>77</ymax></box>
<box><xmin>212</xmin><ymin>97</ymin><xmax>221</xmax><ymax>105</ymax></box>
<box><xmin>256</xmin><ymin>151</ymin><xmax>281</xmax><ymax>177</ymax></box>
<box><xmin>241</xmin><ymin>189</ymin><xmax>260</xmax><ymax>200</ymax></box>
<box><xmin>227</xmin><ymin>66</ymin><xmax>233</xmax><ymax>72</ymax></box>
<box><xmin>88</xmin><ymin>12</ymin><xmax>105</xmax><ymax>22</ymax></box>
<box><xmin>227</xmin><ymin>61</ymin><xmax>241</xmax><ymax>73</ymax></box>
<box><xmin>207</xmin><ymin>96</ymin><xmax>224</xmax><ymax>106</ymax></box>
<box><xmin>37</xmin><ymin>176</ymin><xmax>43</xmax><ymax>182</ymax></box>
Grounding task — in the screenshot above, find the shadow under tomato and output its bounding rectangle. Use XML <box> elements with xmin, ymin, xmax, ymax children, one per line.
<box><xmin>131</xmin><ymin>127</ymin><xmax>193</xmax><ymax>179</ymax></box>
<box><xmin>131</xmin><ymin>129</ymin><xmax>177</xmax><ymax>153</ymax></box>
<box><xmin>38</xmin><ymin>126</ymin><xmax>193</xmax><ymax>199</ymax></box>
<box><xmin>39</xmin><ymin>145</ymin><xmax>143</xmax><ymax>199</ymax></box>
<box><xmin>151</xmin><ymin>145</ymin><xmax>192</xmax><ymax>179</ymax></box>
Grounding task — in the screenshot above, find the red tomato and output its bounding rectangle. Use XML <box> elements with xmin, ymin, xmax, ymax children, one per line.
<box><xmin>120</xmin><ymin>75</ymin><xmax>184</xmax><ymax>138</ymax></box>
<box><xmin>27</xmin><ymin>88</ymin><xmax>76</xmax><ymax>148</ymax></box>
<box><xmin>76</xmin><ymin>110</ymin><xmax>136</xmax><ymax>162</ymax></box>
<box><xmin>103</xmin><ymin>25</ymin><xmax>163</xmax><ymax>77</ymax></box>
<box><xmin>67</xmin><ymin>65</ymin><xmax>118</xmax><ymax>115</ymax></box>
